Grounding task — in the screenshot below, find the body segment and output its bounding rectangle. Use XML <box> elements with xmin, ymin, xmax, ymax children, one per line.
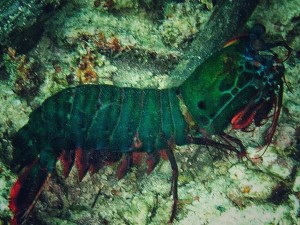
<box><xmin>12</xmin><ymin>86</ymin><xmax>189</xmax><ymax>166</ymax></box>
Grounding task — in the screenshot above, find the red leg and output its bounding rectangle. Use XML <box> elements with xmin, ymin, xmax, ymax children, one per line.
<box><xmin>117</xmin><ymin>153</ymin><xmax>133</xmax><ymax>179</ymax></box>
<box><xmin>146</xmin><ymin>151</ymin><xmax>160</xmax><ymax>174</ymax></box>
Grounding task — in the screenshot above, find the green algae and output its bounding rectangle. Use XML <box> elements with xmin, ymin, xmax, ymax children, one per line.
<box><xmin>0</xmin><ymin>0</ymin><xmax>65</xmax><ymax>52</ymax></box>
<box><xmin>0</xmin><ymin>161</ymin><xmax>16</xmax><ymax>223</ymax></box>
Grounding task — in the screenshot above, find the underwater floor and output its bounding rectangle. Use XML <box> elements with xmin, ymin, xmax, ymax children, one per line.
<box><xmin>1</xmin><ymin>0</ymin><xmax>300</xmax><ymax>224</ymax></box>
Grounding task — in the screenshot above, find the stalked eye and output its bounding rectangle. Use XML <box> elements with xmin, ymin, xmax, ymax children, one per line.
<box><xmin>251</xmin><ymin>38</ymin><xmax>266</xmax><ymax>51</ymax></box>
<box><xmin>250</xmin><ymin>23</ymin><xmax>266</xmax><ymax>38</ymax></box>
<box><xmin>197</xmin><ymin>101</ymin><xmax>206</xmax><ymax>110</ymax></box>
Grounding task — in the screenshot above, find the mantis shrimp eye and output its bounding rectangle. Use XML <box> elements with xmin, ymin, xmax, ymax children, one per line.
<box><xmin>251</xmin><ymin>38</ymin><xmax>266</xmax><ymax>51</ymax></box>
<box><xmin>249</xmin><ymin>24</ymin><xmax>267</xmax><ymax>51</ymax></box>
<box><xmin>250</xmin><ymin>23</ymin><xmax>266</xmax><ymax>38</ymax></box>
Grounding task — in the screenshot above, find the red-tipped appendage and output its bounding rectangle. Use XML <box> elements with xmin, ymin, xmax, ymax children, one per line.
<box><xmin>9</xmin><ymin>158</ymin><xmax>51</xmax><ymax>225</ymax></box>
<box><xmin>117</xmin><ymin>153</ymin><xmax>137</xmax><ymax>179</ymax></box>
<box><xmin>231</xmin><ymin>109</ymin><xmax>255</xmax><ymax>130</ymax></box>
<box><xmin>59</xmin><ymin>149</ymin><xmax>74</xmax><ymax>177</ymax></box>
<box><xmin>75</xmin><ymin>147</ymin><xmax>89</xmax><ymax>182</ymax></box>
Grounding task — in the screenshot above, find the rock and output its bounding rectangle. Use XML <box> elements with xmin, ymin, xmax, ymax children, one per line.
<box><xmin>293</xmin><ymin>170</ymin><xmax>300</xmax><ymax>192</ymax></box>
<box><xmin>248</xmin><ymin>147</ymin><xmax>295</xmax><ymax>180</ymax></box>
<box><xmin>229</xmin><ymin>164</ymin><xmax>278</xmax><ymax>200</ymax></box>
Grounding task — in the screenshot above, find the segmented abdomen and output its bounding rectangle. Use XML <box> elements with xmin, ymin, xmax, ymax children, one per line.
<box><xmin>12</xmin><ymin>85</ymin><xmax>188</xmax><ymax>168</ymax></box>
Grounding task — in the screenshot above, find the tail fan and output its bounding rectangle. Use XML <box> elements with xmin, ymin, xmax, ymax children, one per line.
<box><xmin>9</xmin><ymin>159</ymin><xmax>51</xmax><ymax>225</ymax></box>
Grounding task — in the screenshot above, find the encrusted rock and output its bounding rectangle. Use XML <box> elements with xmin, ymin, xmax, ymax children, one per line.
<box><xmin>248</xmin><ymin>147</ymin><xmax>295</xmax><ymax>180</ymax></box>
<box><xmin>293</xmin><ymin>170</ymin><xmax>300</xmax><ymax>192</ymax></box>
<box><xmin>229</xmin><ymin>164</ymin><xmax>278</xmax><ymax>200</ymax></box>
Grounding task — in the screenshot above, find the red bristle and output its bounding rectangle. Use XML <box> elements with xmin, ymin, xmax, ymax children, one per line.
<box><xmin>146</xmin><ymin>158</ymin><xmax>155</xmax><ymax>174</ymax></box>
<box><xmin>9</xmin><ymin>159</ymin><xmax>51</xmax><ymax>225</ymax></box>
<box><xmin>231</xmin><ymin>110</ymin><xmax>255</xmax><ymax>129</ymax></box>
<box><xmin>75</xmin><ymin>147</ymin><xmax>88</xmax><ymax>182</ymax></box>
<box><xmin>89</xmin><ymin>164</ymin><xmax>98</xmax><ymax>175</ymax></box>
<box><xmin>88</xmin><ymin>152</ymin><xmax>104</xmax><ymax>175</ymax></box>
<box><xmin>9</xmin><ymin>180</ymin><xmax>21</xmax><ymax>213</ymax></box>
<box><xmin>159</xmin><ymin>149</ymin><xmax>168</xmax><ymax>160</ymax></box>
<box><xmin>9</xmin><ymin>159</ymin><xmax>38</xmax><ymax>213</ymax></box>
<box><xmin>146</xmin><ymin>152</ymin><xmax>160</xmax><ymax>174</ymax></box>
<box><xmin>59</xmin><ymin>149</ymin><xmax>74</xmax><ymax>177</ymax></box>
<box><xmin>132</xmin><ymin>152</ymin><xmax>146</xmax><ymax>165</ymax></box>
<box><xmin>117</xmin><ymin>156</ymin><xmax>129</xmax><ymax>179</ymax></box>
<box><xmin>10</xmin><ymin>217</ymin><xmax>18</xmax><ymax>225</ymax></box>
<box><xmin>18</xmin><ymin>174</ymin><xmax>51</xmax><ymax>224</ymax></box>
